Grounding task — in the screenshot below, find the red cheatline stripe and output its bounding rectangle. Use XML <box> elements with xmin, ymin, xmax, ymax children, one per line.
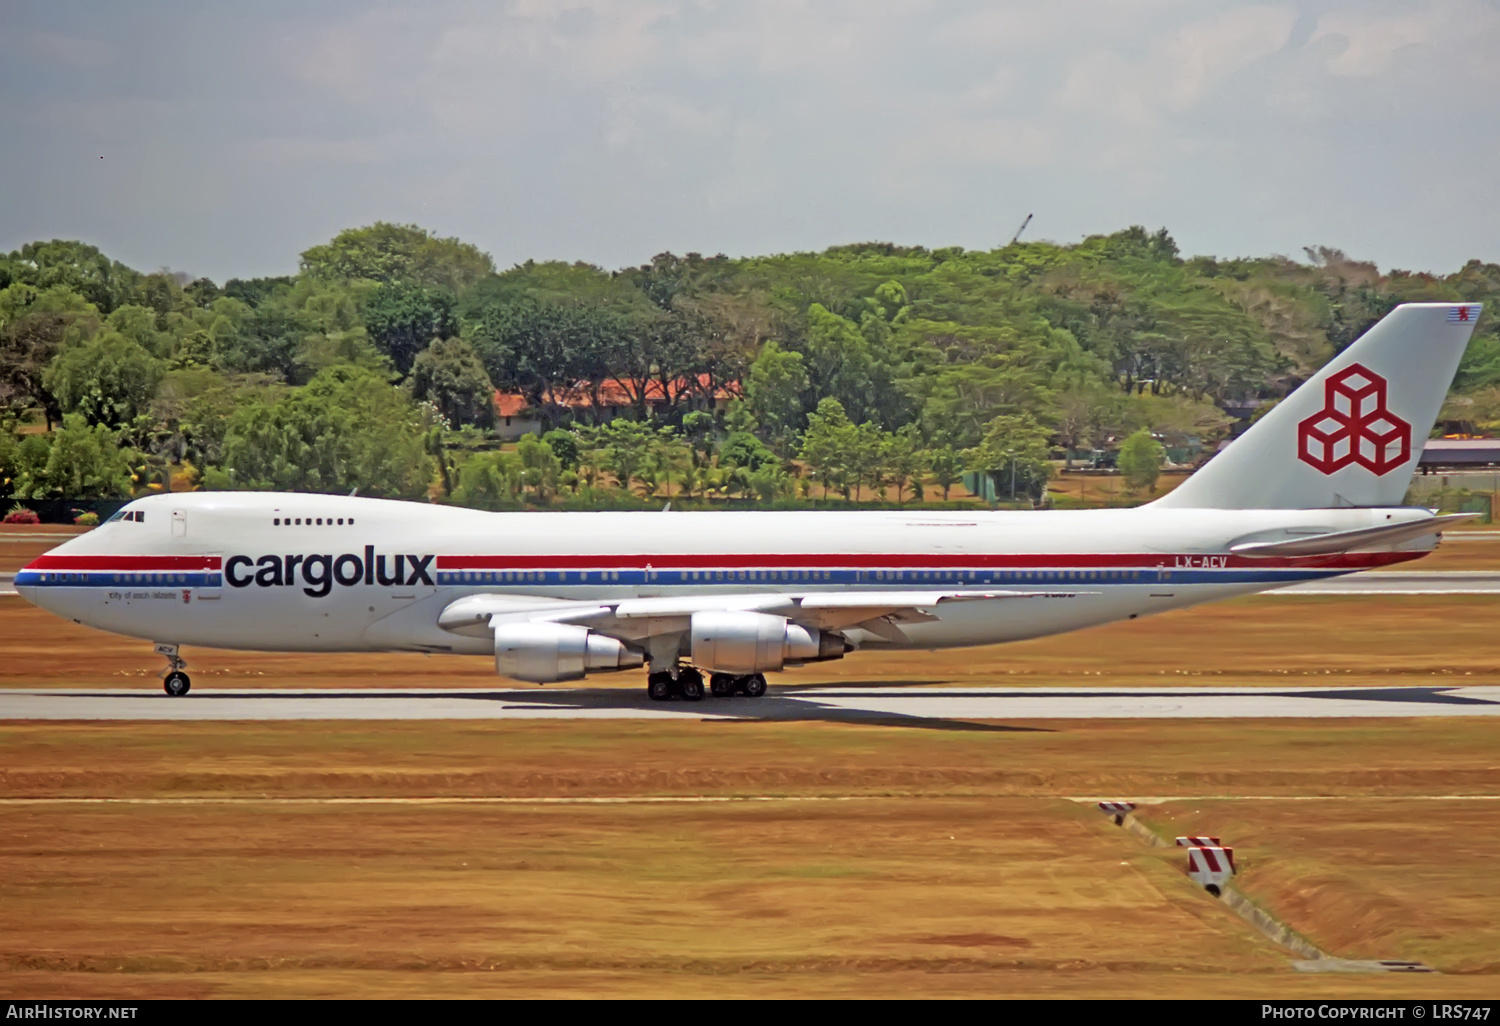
<box><xmin>21</xmin><ymin>550</ymin><xmax>1420</xmax><ymax>574</ymax></box>
<box><xmin>24</xmin><ymin>555</ymin><xmax>222</xmax><ymax>571</ymax></box>
<box><xmin>435</xmin><ymin>551</ymin><xmax>1417</xmax><ymax>572</ymax></box>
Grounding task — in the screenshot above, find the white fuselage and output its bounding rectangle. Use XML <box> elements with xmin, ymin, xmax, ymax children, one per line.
<box><xmin>17</xmin><ymin>491</ymin><xmax>1431</xmax><ymax>661</ymax></box>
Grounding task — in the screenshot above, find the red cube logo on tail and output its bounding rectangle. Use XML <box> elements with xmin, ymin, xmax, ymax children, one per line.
<box><xmin>1296</xmin><ymin>364</ymin><xmax>1411</xmax><ymax>476</ymax></box>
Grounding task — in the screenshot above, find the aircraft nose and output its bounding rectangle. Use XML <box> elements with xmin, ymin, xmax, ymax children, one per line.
<box><xmin>12</xmin><ymin>548</ymin><xmax>82</xmax><ymax>617</ymax></box>
<box><xmin>13</xmin><ymin>554</ymin><xmax>52</xmax><ymax>607</ymax></box>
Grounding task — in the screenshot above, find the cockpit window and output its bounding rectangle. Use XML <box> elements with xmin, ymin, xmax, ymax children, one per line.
<box><xmin>107</xmin><ymin>509</ymin><xmax>144</xmax><ymax>523</ymax></box>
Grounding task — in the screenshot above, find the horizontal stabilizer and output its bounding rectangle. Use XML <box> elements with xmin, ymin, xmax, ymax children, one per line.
<box><xmin>1229</xmin><ymin>513</ymin><xmax>1479</xmax><ymax>557</ymax></box>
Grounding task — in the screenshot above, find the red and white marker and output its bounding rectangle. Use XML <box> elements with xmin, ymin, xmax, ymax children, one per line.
<box><xmin>1175</xmin><ymin>836</ymin><xmax>1221</xmax><ymax>847</ymax></box>
<box><xmin>1186</xmin><ymin>846</ymin><xmax>1236</xmax><ymax>895</ymax></box>
<box><xmin>1098</xmin><ymin>801</ymin><xmax>1136</xmax><ymax>824</ymax></box>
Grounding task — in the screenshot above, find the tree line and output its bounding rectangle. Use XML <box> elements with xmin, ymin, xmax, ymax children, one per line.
<box><xmin>3</xmin><ymin>224</ymin><xmax>1499</xmax><ymax>512</ymax></box>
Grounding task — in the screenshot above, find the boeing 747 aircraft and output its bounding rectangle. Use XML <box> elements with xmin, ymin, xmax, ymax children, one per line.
<box><xmin>15</xmin><ymin>303</ymin><xmax>1484</xmax><ymax>700</ymax></box>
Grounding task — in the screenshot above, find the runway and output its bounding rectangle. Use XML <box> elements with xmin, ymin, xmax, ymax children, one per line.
<box><xmin>3</xmin><ymin>684</ymin><xmax>1498</xmax><ymax>722</ymax></box>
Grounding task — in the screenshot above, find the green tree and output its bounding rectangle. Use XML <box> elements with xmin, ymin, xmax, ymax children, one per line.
<box><xmin>745</xmin><ymin>340</ymin><xmax>808</xmax><ymax>454</ymax></box>
<box><xmin>649</xmin><ymin>428</ymin><xmax>693</xmax><ymax>499</ymax></box>
<box><xmin>680</xmin><ymin>410</ymin><xmax>716</xmax><ymax>467</ymax></box>
<box><xmin>105</xmin><ymin>304</ymin><xmax>172</xmax><ymax>357</ymax></box>
<box><xmin>0</xmin><ymin>284</ymin><xmax>103</xmax><ymax>426</ymax></box>
<box><xmin>801</xmin><ymin>303</ymin><xmax>905</xmax><ymax>428</ymax></box>
<box><xmin>1117</xmin><ymin>428</ymin><xmax>1165</xmax><ymax>493</ymax></box>
<box><xmin>0</xmin><ymin>424</ymin><xmax>20</xmax><ymax>496</ymax></box>
<box><xmin>926</xmin><ymin>444</ymin><xmax>967</xmax><ymax>502</ymax></box>
<box><xmin>409</xmin><ymin>337</ymin><xmax>495</xmax><ymax>427</ymax></box>
<box><xmin>10</xmin><ymin>414</ymin><xmax>134</xmax><ymax>498</ymax></box>
<box><xmin>589</xmin><ymin>419</ymin><xmax>656</xmax><ymax>492</ymax></box>
<box><xmin>450</xmin><ymin>449</ymin><xmax>524</xmax><ymax>510</ymax></box>
<box><xmin>150</xmin><ymin>367</ymin><xmax>269</xmax><ymax>472</ymax></box>
<box><xmin>221</xmin><ymin>276</ymin><xmax>295</xmax><ymax>308</ymax></box>
<box><xmin>542</xmin><ymin>428</ymin><xmax>580</xmax><ymax>469</ymax></box>
<box><xmin>719</xmin><ymin>430</ymin><xmax>777</xmax><ymax>472</ymax></box>
<box><xmin>3</xmin><ymin>240</ymin><xmax>140</xmax><ymax>313</ymax></box>
<box><xmin>299</xmin><ymin>222</ymin><xmax>495</xmax><ymax>292</ymax></box>
<box><xmin>211</xmin><ymin>301</ymin><xmax>308</xmax><ymax>380</ymax></box>
<box><xmin>516</xmin><ymin>433</ymin><xmax>562</xmax><ymax>502</ymax></box>
<box><xmin>362</xmin><ymin>282</ymin><xmax>459</xmax><ymax>375</ymax></box>
<box><xmin>45</xmin><ymin>333</ymin><xmax>164</xmax><ymax>429</ymax></box>
<box><xmin>206</xmin><ymin>366</ymin><xmax>435</xmax><ymax>498</ymax></box>
<box><xmin>798</xmin><ymin>397</ymin><xmax>856</xmax><ymax>499</ymax></box>
<box><xmin>970</xmin><ymin>413</ymin><xmax>1053</xmax><ymax>503</ymax></box>
<box><xmin>883</xmin><ymin>425</ymin><xmax>924</xmax><ymax>504</ymax></box>
<box><xmin>746</xmin><ymin>463</ymin><xmax>792</xmax><ymax>503</ymax></box>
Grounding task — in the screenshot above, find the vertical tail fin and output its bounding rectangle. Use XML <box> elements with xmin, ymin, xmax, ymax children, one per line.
<box><xmin>1155</xmin><ymin>303</ymin><xmax>1483</xmax><ymax>510</ymax></box>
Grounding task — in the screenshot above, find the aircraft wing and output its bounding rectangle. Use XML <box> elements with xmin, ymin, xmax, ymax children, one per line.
<box><xmin>437</xmin><ymin>588</ymin><xmax>1083</xmax><ymax>641</ymax></box>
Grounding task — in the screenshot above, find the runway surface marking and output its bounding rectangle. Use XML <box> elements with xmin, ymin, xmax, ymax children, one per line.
<box><xmin>3</xmin><ymin>795</ymin><xmax>1498</xmax><ymax>806</ymax></box>
<box><xmin>3</xmin><ymin>684</ymin><xmax>1498</xmax><ymax>721</ymax></box>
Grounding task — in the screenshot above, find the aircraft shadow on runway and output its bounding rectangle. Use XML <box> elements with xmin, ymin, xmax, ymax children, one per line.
<box><xmin>777</xmin><ymin>685</ymin><xmax>1500</xmax><ymax>706</ymax></box>
<box><xmin>44</xmin><ymin>683</ymin><xmax>1499</xmax><ymax>731</ymax></box>
<box><xmin>65</xmin><ymin>686</ymin><xmax>1046</xmax><ymax>733</ymax></box>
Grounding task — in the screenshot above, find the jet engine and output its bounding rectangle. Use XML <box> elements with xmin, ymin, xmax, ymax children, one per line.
<box><xmin>493</xmin><ymin>622</ymin><xmax>644</xmax><ymax>683</ymax></box>
<box><xmin>689</xmin><ymin>611</ymin><xmax>846</xmax><ymax>674</ymax></box>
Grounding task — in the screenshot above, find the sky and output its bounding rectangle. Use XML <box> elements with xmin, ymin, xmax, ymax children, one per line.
<box><xmin>2</xmin><ymin>0</ymin><xmax>1497</xmax><ymax>281</ymax></box>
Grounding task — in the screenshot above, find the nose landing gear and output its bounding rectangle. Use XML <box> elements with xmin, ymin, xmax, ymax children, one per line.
<box><xmin>155</xmin><ymin>642</ymin><xmax>191</xmax><ymax>697</ymax></box>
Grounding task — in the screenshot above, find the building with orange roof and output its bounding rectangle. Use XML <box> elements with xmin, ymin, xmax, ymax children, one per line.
<box><xmin>493</xmin><ymin>374</ymin><xmax>740</xmax><ymax>439</ymax></box>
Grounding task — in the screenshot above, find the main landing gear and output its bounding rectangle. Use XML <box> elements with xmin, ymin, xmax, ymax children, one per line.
<box><xmin>155</xmin><ymin>642</ymin><xmax>191</xmax><ymax>697</ymax></box>
<box><xmin>646</xmin><ymin>668</ymin><xmax>767</xmax><ymax>702</ymax></box>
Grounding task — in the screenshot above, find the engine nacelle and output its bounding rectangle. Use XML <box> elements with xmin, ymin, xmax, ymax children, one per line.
<box><xmin>689</xmin><ymin>611</ymin><xmax>846</xmax><ymax>674</ymax></box>
<box><xmin>494</xmin><ymin>622</ymin><xmax>643</xmax><ymax>683</ymax></box>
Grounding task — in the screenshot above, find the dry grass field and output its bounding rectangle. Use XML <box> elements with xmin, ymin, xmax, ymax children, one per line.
<box><xmin>1136</xmin><ymin>799</ymin><xmax>1500</xmax><ymax>976</ymax></box>
<box><xmin>3</xmin><ymin>720</ymin><xmax>1500</xmax><ymax>998</ymax></box>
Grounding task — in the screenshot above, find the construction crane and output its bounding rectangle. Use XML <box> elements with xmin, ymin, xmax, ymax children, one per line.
<box><xmin>1009</xmin><ymin>213</ymin><xmax>1033</xmax><ymax>246</ymax></box>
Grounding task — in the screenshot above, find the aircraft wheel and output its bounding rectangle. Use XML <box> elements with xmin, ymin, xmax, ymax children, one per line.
<box><xmin>163</xmin><ymin>671</ymin><xmax>191</xmax><ymax>697</ymax></box>
<box><xmin>647</xmin><ymin>674</ymin><xmax>674</xmax><ymax>701</ymax></box>
<box><xmin>709</xmin><ymin>674</ymin><xmax>736</xmax><ymax>698</ymax></box>
<box><xmin>741</xmin><ymin>674</ymin><xmax>768</xmax><ymax>699</ymax></box>
<box><xmin>678</xmin><ymin>668</ymin><xmax>705</xmax><ymax>702</ymax></box>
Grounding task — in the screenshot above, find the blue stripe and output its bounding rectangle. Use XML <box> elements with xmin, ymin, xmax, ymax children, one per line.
<box><xmin>432</xmin><ymin>568</ymin><xmax>1343</xmax><ymax>588</ymax></box>
<box><xmin>15</xmin><ymin>567</ymin><xmax>1347</xmax><ymax>590</ymax></box>
<box><xmin>16</xmin><ymin>571</ymin><xmax>223</xmax><ymax>588</ymax></box>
